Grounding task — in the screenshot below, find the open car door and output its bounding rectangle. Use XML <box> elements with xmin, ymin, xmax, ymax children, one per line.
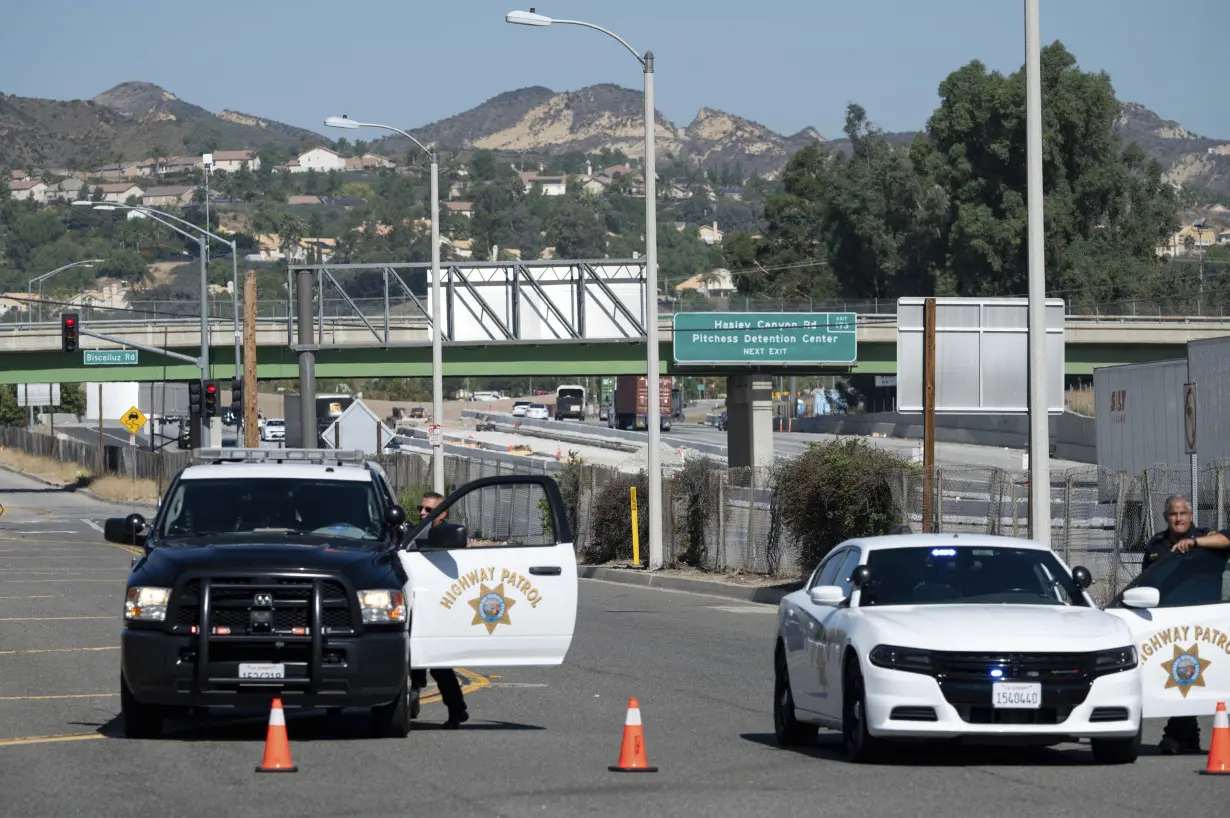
<box><xmin>398</xmin><ymin>475</ymin><xmax>578</xmax><ymax>669</ymax></box>
<box><xmin>1104</xmin><ymin>549</ymin><xmax>1230</xmax><ymax>718</ymax></box>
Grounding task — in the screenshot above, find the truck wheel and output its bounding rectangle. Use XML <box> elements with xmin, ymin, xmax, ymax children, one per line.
<box><xmin>371</xmin><ymin>679</ymin><xmax>411</xmax><ymax>738</ymax></box>
<box><xmin>121</xmin><ymin>674</ymin><xmax>164</xmax><ymax>739</ymax></box>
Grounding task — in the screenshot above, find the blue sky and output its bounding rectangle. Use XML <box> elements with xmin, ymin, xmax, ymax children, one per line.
<box><xmin>0</xmin><ymin>0</ymin><xmax>1222</xmax><ymax>141</ymax></box>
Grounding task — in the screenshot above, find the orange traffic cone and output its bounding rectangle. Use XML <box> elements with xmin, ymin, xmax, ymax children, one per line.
<box><xmin>608</xmin><ymin>697</ymin><xmax>658</xmax><ymax>773</ymax></box>
<box><xmin>1201</xmin><ymin>701</ymin><xmax>1230</xmax><ymax>775</ymax></box>
<box><xmin>255</xmin><ymin>698</ymin><xmax>298</xmax><ymax>773</ymax></box>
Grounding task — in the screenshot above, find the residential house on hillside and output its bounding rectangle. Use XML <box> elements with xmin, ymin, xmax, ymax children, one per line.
<box><xmin>143</xmin><ymin>186</ymin><xmax>195</xmax><ymax>207</ymax></box>
<box><xmin>520</xmin><ymin>172</ymin><xmax>567</xmax><ymax>196</ymax></box>
<box><xmin>286</xmin><ymin>195</ymin><xmax>322</xmax><ymax>206</ymax></box>
<box><xmin>9</xmin><ymin>179</ymin><xmax>49</xmax><ymax>203</ymax></box>
<box><xmin>578</xmin><ymin>175</ymin><xmax>608</xmax><ymax>195</ymax></box>
<box><xmin>1220</xmin><ymin>229</ymin><xmax>1230</xmax><ymax>245</ymax></box>
<box><xmin>163</xmin><ymin>156</ymin><xmax>203</xmax><ymax>173</ymax></box>
<box><xmin>210</xmin><ymin>150</ymin><xmax>260</xmax><ymax>172</ymax></box>
<box><xmin>288</xmin><ymin>147</ymin><xmax>346</xmax><ymax>173</ymax></box>
<box><xmin>10</xmin><ymin>169</ymin><xmax>29</xmax><ymax>182</ymax></box>
<box><xmin>699</xmin><ymin>222</ymin><xmax>724</xmax><ymax>245</ymax></box>
<box><xmin>98</xmin><ymin>183</ymin><xmax>144</xmax><ymax>203</ymax></box>
<box><xmin>1158</xmin><ymin>225</ymin><xmax>1218</xmax><ymax>256</ymax></box>
<box><xmin>442</xmin><ymin>201</ymin><xmax>473</xmax><ymax>218</ymax></box>
<box><xmin>674</xmin><ymin>268</ymin><xmax>736</xmax><ymax>298</ymax></box>
<box><xmin>49</xmin><ymin>178</ymin><xmax>85</xmax><ymax>203</ymax></box>
<box><xmin>344</xmin><ymin>154</ymin><xmax>395</xmax><ymax>171</ymax></box>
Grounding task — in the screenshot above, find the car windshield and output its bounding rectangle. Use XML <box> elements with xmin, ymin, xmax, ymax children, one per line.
<box><xmin>157</xmin><ymin>477</ymin><xmax>385</xmax><ymax>544</ymax></box>
<box><xmin>1116</xmin><ymin>549</ymin><xmax>1230</xmax><ymax>608</ymax></box>
<box><xmin>859</xmin><ymin>545</ymin><xmax>1087</xmax><ymax>607</ymax></box>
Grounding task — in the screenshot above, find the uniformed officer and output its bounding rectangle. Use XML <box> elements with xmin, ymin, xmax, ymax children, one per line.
<box><xmin>410</xmin><ymin>492</ymin><xmax>470</xmax><ymax>729</ymax></box>
<box><xmin>1142</xmin><ymin>495</ymin><xmax>1207</xmax><ymax>755</ymax></box>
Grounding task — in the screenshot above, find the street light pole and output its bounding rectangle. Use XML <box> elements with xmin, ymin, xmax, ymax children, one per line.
<box><xmin>1024</xmin><ymin>0</ymin><xmax>1050</xmax><ymax>545</ymax></box>
<box><xmin>430</xmin><ymin>152</ymin><xmax>444</xmax><ymax>493</ymax></box>
<box><xmin>72</xmin><ymin>201</ymin><xmax>213</xmax><ymax>446</ymax></box>
<box><xmin>27</xmin><ymin>259</ymin><xmax>103</xmax><ymax>324</ymax></box>
<box><xmin>505</xmin><ymin>9</ymin><xmax>664</xmax><ymax>569</ymax></box>
<box><xmin>324</xmin><ymin>116</ymin><xmax>444</xmax><ymax>493</ymax></box>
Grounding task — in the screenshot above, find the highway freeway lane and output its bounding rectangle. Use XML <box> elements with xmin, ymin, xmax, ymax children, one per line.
<box><xmin>0</xmin><ymin>468</ymin><xmax>1223</xmax><ymax>817</ymax></box>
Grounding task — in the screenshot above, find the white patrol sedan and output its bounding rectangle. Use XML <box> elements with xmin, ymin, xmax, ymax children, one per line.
<box><xmin>773</xmin><ymin>533</ymin><xmax>1143</xmax><ymax>763</ymax></box>
<box><xmin>1103</xmin><ymin>545</ymin><xmax>1230</xmax><ymax>720</ymax></box>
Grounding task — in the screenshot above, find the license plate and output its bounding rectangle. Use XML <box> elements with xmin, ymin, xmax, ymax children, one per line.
<box><xmin>238</xmin><ymin>663</ymin><xmax>285</xmax><ymax>680</ymax></box>
<box><xmin>992</xmin><ymin>682</ymin><xmax>1041</xmax><ymax>708</ymax></box>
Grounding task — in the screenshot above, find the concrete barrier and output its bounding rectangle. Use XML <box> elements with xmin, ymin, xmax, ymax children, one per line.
<box><xmin>787</xmin><ymin>411</ymin><xmax>1096</xmax><ymax>463</ymax></box>
<box><xmin>460</xmin><ymin>410</ymin><xmax>729</xmax><ymax>459</ymax></box>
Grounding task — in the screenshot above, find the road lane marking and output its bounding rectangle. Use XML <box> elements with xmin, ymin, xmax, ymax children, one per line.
<box><xmin>0</xmin><ymin>595</ymin><xmax>57</xmax><ymax>599</ymax></box>
<box><xmin>0</xmin><ymin>536</ymin><xmax>141</xmax><ymax>556</ymax></box>
<box><xmin>0</xmin><ymin>733</ymin><xmax>105</xmax><ymax>747</ymax></box>
<box><xmin>0</xmin><ymin>616</ymin><xmax>113</xmax><ymax>622</ymax></box>
<box><xmin>81</xmin><ymin>519</ymin><xmax>105</xmax><ymax>534</ymax></box>
<box><xmin>706</xmin><ymin>605</ymin><xmax>776</xmax><ymax>614</ymax></box>
<box><xmin>0</xmin><ymin>646</ymin><xmax>118</xmax><ymax>655</ymax></box>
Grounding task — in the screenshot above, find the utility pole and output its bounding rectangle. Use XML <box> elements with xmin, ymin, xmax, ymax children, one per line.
<box><xmin>243</xmin><ymin>269</ymin><xmax>260</xmax><ymax>447</ymax></box>
<box><xmin>922</xmin><ymin>297</ymin><xmax>937</xmax><ymax>533</ymax></box>
<box><xmin>296</xmin><ymin>267</ymin><xmax>317</xmax><ymax>448</ymax></box>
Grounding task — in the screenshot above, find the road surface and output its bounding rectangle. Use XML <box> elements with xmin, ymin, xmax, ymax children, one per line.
<box><xmin>0</xmin><ymin>466</ymin><xmax>1221</xmax><ymax>817</ymax></box>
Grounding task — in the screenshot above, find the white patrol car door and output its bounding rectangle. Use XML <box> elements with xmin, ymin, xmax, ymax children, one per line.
<box><xmin>399</xmin><ymin>475</ymin><xmax>579</xmax><ymax>669</ymax></box>
<box><xmin>1106</xmin><ymin>551</ymin><xmax>1230</xmax><ymax>718</ymax></box>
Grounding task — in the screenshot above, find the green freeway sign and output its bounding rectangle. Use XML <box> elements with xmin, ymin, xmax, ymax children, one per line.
<box><xmin>83</xmin><ymin>349</ymin><xmax>139</xmax><ymax>366</ymax></box>
<box><xmin>672</xmin><ymin>312</ymin><xmax>857</xmax><ymax>365</ymax></box>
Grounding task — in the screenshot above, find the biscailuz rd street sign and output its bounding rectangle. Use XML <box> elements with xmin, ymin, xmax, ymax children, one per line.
<box><xmin>84</xmin><ymin>349</ymin><xmax>139</xmax><ymax>366</ymax></box>
<box><xmin>672</xmin><ymin>312</ymin><xmax>857</xmax><ymax>365</ymax></box>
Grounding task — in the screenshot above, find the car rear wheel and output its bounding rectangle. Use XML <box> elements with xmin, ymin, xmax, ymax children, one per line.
<box><xmin>842</xmin><ymin>660</ymin><xmax>886</xmax><ymax>763</ymax></box>
<box><xmin>371</xmin><ymin>679</ymin><xmax>412</xmax><ymax>738</ymax></box>
<box><xmin>774</xmin><ymin>649</ymin><xmax>818</xmax><ymax>746</ymax></box>
<box><xmin>120</xmin><ymin>674</ymin><xmax>163</xmax><ymax>739</ymax></box>
<box><xmin>1091</xmin><ymin>727</ymin><xmax>1141</xmax><ymax>764</ymax></box>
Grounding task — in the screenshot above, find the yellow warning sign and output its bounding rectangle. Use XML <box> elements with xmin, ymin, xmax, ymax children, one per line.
<box><xmin>119</xmin><ymin>406</ymin><xmax>148</xmax><ymax>435</ymax></box>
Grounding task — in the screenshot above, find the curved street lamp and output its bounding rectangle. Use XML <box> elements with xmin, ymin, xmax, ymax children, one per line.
<box><xmin>505</xmin><ymin>9</ymin><xmax>664</xmax><ymax>569</ymax></box>
<box><xmin>325</xmin><ymin>115</ymin><xmax>444</xmax><ymax>494</ymax></box>
<box><xmin>27</xmin><ymin>259</ymin><xmax>104</xmax><ymax>323</ymax></box>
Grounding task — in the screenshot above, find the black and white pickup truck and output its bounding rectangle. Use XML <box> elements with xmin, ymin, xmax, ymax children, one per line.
<box><xmin>107</xmin><ymin>448</ymin><xmax>579</xmax><ymax>738</ymax></box>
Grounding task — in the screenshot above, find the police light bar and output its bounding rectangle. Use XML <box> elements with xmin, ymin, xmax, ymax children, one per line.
<box><xmin>193</xmin><ymin>448</ymin><xmax>368</xmax><ymax>464</ymax></box>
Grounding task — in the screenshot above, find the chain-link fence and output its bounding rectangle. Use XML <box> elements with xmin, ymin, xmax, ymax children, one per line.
<box><xmin>8</xmin><ymin>426</ymin><xmax>1230</xmax><ymax>598</ymax></box>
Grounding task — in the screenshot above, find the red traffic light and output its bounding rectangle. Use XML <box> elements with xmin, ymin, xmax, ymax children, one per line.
<box><xmin>64</xmin><ymin>317</ymin><xmax>75</xmax><ymax>327</ymax></box>
<box><xmin>206</xmin><ymin>383</ymin><xmax>217</xmax><ymax>394</ymax></box>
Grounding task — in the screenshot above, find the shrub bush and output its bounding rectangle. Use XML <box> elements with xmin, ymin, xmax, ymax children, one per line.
<box><xmin>775</xmin><ymin>438</ymin><xmax>911</xmax><ymax>569</ymax></box>
<box><xmin>672</xmin><ymin>454</ymin><xmax>724</xmax><ymax>567</ymax></box>
<box><xmin>581</xmin><ymin>469</ymin><xmax>648</xmax><ymax>564</ymax></box>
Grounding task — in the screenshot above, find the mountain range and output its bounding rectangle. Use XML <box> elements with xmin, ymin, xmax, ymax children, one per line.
<box><xmin>2</xmin><ymin>81</ymin><xmax>1229</xmax><ymax>194</ymax></box>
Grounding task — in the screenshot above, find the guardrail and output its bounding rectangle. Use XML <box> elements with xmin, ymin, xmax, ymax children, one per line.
<box><xmin>6</xmin><ymin>311</ymin><xmax>1230</xmax><ymax>335</ymax></box>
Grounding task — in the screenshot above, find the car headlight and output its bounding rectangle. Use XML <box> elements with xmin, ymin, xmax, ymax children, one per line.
<box><xmin>1092</xmin><ymin>645</ymin><xmax>1138</xmax><ymax>676</ymax></box>
<box><xmin>869</xmin><ymin>644</ymin><xmax>934</xmax><ymax>674</ymax></box>
<box><xmin>358</xmin><ymin>589</ymin><xmax>406</xmax><ymax>624</ymax></box>
<box><xmin>124</xmin><ymin>586</ymin><xmax>170</xmax><ymax>621</ymax></box>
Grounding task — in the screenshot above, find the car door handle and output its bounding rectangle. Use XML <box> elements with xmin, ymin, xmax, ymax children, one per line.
<box><xmin>529</xmin><ymin>566</ymin><xmax>561</xmax><ymax>576</ymax></box>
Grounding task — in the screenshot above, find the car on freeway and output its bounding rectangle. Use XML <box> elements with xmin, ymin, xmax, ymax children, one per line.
<box><xmin>773</xmin><ymin>533</ymin><xmax>1143</xmax><ymax>763</ymax></box>
<box><xmin>526</xmin><ymin>404</ymin><xmax>550</xmax><ymax>420</ymax></box>
<box><xmin>105</xmin><ymin>447</ymin><xmax>579</xmax><ymax>739</ymax></box>
<box><xmin>1102</xmin><ymin>545</ymin><xmax>1230</xmax><ymax>720</ymax></box>
<box><xmin>511</xmin><ymin>400</ymin><xmax>531</xmax><ymax>417</ymax></box>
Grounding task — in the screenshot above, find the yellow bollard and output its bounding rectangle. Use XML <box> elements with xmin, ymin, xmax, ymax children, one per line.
<box><xmin>629</xmin><ymin>486</ymin><xmax>640</xmax><ymax>566</ymax></box>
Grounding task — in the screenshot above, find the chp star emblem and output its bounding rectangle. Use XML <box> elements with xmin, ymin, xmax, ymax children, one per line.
<box><xmin>1161</xmin><ymin>644</ymin><xmax>1211</xmax><ymax>698</ymax></box>
<box><xmin>468</xmin><ymin>582</ymin><xmax>516</xmax><ymax>635</ymax></box>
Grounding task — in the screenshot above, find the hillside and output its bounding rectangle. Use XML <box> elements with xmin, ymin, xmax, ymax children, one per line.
<box><xmin>380</xmin><ymin>83</ymin><xmax>826</xmax><ymax>176</ymax></box>
<box><xmin>0</xmin><ymin>81</ymin><xmax>323</xmax><ymax>168</ymax></box>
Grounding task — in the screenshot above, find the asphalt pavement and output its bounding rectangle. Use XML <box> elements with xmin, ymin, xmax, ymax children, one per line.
<box><xmin>0</xmin><ymin>467</ymin><xmax>1225</xmax><ymax>817</ymax></box>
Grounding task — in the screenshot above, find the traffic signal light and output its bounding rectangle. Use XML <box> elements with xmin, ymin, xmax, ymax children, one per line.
<box><xmin>61</xmin><ymin>313</ymin><xmax>78</xmax><ymax>353</ymax></box>
<box><xmin>204</xmin><ymin>381</ymin><xmax>219</xmax><ymax>417</ymax></box>
<box><xmin>231</xmin><ymin>378</ymin><xmax>243</xmax><ymax>419</ymax></box>
<box><xmin>188</xmin><ymin>379</ymin><xmax>203</xmax><ymax>415</ymax></box>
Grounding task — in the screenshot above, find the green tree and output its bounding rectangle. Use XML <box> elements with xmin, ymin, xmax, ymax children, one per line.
<box><xmin>548</xmin><ymin>195</ymin><xmax>606</xmax><ymax>259</ymax></box>
<box><xmin>56</xmin><ymin>382</ymin><xmax>86</xmax><ymax>419</ymax></box>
